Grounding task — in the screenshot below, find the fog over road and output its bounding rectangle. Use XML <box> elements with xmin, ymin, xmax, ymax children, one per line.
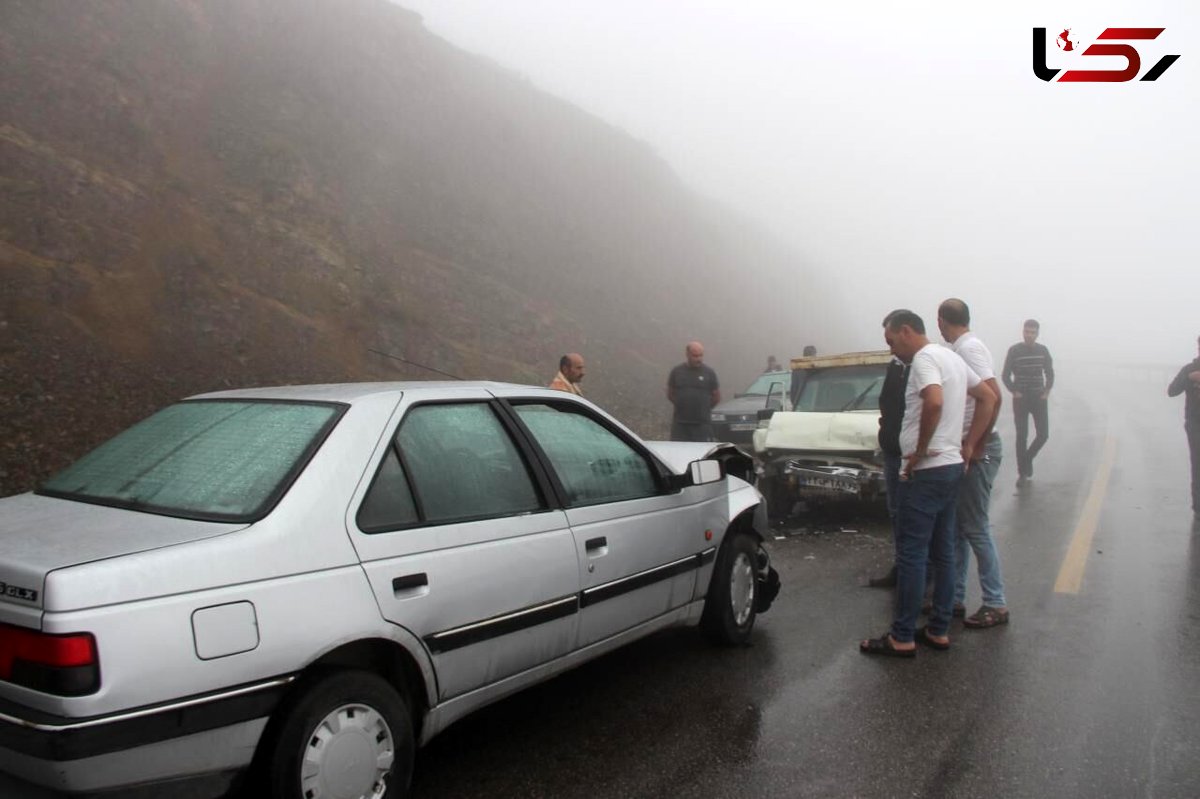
<box><xmin>4</xmin><ymin>366</ymin><xmax>1197</xmax><ymax>799</ymax></box>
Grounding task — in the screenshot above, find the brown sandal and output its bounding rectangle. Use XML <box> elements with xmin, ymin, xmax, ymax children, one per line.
<box><xmin>916</xmin><ymin>626</ymin><xmax>950</xmax><ymax>651</ymax></box>
<box><xmin>859</xmin><ymin>633</ymin><xmax>916</xmax><ymax>658</ymax></box>
<box><xmin>963</xmin><ymin>606</ymin><xmax>1010</xmax><ymax>628</ymax></box>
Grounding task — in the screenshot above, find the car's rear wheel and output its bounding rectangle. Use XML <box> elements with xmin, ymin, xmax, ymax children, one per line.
<box><xmin>265</xmin><ymin>670</ymin><xmax>414</xmax><ymax>799</ymax></box>
<box><xmin>701</xmin><ymin>531</ymin><xmax>758</xmax><ymax>645</ymax></box>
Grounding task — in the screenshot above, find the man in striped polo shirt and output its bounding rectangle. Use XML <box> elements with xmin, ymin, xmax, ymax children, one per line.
<box><xmin>1002</xmin><ymin>319</ymin><xmax>1054</xmax><ymax>486</ymax></box>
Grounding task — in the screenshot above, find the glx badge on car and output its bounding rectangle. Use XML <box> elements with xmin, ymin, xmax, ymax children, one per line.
<box><xmin>0</xmin><ymin>582</ymin><xmax>39</xmax><ymax>602</ymax></box>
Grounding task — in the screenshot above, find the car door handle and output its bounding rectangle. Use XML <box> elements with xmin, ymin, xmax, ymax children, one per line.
<box><xmin>392</xmin><ymin>573</ymin><xmax>429</xmax><ymax>597</ymax></box>
<box><xmin>585</xmin><ymin>537</ymin><xmax>607</xmax><ymax>551</ymax></box>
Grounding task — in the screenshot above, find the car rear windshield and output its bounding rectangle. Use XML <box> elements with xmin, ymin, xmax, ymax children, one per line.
<box><xmin>792</xmin><ymin>365</ymin><xmax>888</xmax><ymax>413</ymax></box>
<box><xmin>38</xmin><ymin>400</ymin><xmax>344</xmax><ymax>522</ymax></box>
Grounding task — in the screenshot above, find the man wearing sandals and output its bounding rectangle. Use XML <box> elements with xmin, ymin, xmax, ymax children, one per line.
<box><xmin>937</xmin><ymin>299</ymin><xmax>1010</xmax><ymax>629</ymax></box>
<box><xmin>860</xmin><ymin>310</ymin><xmax>996</xmax><ymax>657</ymax></box>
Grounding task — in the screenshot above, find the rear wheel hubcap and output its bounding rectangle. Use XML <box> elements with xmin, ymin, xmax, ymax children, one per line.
<box><xmin>302</xmin><ymin>703</ymin><xmax>394</xmax><ymax>799</ymax></box>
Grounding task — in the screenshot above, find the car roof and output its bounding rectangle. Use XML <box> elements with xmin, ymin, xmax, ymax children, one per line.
<box><xmin>187</xmin><ymin>381</ymin><xmax>534</xmax><ymax>404</ymax></box>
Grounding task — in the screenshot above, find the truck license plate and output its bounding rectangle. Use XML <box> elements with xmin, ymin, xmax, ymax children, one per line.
<box><xmin>797</xmin><ymin>476</ymin><xmax>860</xmax><ymax>494</ymax></box>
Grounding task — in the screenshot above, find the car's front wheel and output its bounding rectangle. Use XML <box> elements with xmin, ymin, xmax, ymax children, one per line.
<box><xmin>701</xmin><ymin>531</ymin><xmax>758</xmax><ymax>645</ymax></box>
<box><xmin>265</xmin><ymin>670</ymin><xmax>415</xmax><ymax>799</ymax></box>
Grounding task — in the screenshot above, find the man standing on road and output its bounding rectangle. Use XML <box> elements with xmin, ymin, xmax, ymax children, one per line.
<box><xmin>549</xmin><ymin>353</ymin><xmax>586</xmax><ymax>395</ymax></box>
<box><xmin>867</xmin><ymin>314</ymin><xmax>909</xmax><ymax>589</ymax></box>
<box><xmin>860</xmin><ymin>310</ymin><xmax>996</xmax><ymax>657</ymax></box>
<box><xmin>1002</xmin><ymin>319</ymin><xmax>1054</xmax><ymax>486</ymax></box>
<box><xmin>1167</xmin><ymin>335</ymin><xmax>1200</xmax><ymax>521</ymax></box>
<box><xmin>938</xmin><ymin>299</ymin><xmax>1009</xmax><ymax>629</ymax></box>
<box><xmin>667</xmin><ymin>341</ymin><xmax>720</xmax><ymax>441</ymax></box>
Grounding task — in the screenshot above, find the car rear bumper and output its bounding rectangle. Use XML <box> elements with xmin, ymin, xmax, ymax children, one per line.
<box><xmin>0</xmin><ymin>676</ymin><xmax>292</xmax><ymax>792</ymax></box>
<box><xmin>0</xmin><ymin>718</ymin><xmax>267</xmax><ymax>793</ymax></box>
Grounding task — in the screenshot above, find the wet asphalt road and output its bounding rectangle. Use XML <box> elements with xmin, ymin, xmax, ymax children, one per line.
<box><xmin>5</xmin><ymin>369</ymin><xmax>1198</xmax><ymax>798</ymax></box>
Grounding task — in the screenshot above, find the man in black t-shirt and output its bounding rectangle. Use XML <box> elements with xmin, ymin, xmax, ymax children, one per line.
<box><xmin>868</xmin><ymin>352</ymin><xmax>909</xmax><ymax>588</ymax></box>
<box><xmin>1168</xmin><ymin>335</ymin><xmax>1200</xmax><ymax>521</ymax></box>
<box><xmin>666</xmin><ymin>341</ymin><xmax>721</xmax><ymax>442</ymax></box>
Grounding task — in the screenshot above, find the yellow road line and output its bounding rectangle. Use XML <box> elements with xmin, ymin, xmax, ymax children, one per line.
<box><xmin>1053</xmin><ymin>435</ymin><xmax>1117</xmax><ymax>594</ymax></box>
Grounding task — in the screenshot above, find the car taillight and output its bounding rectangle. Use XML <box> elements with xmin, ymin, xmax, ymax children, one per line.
<box><xmin>0</xmin><ymin>623</ymin><xmax>99</xmax><ymax>696</ymax></box>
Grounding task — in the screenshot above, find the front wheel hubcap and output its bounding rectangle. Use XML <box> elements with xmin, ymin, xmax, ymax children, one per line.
<box><xmin>302</xmin><ymin>703</ymin><xmax>394</xmax><ymax>799</ymax></box>
<box><xmin>730</xmin><ymin>551</ymin><xmax>756</xmax><ymax>626</ymax></box>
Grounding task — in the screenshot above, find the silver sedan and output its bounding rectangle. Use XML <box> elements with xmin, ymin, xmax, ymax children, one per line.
<box><xmin>0</xmin><ymin>382</ymin><xmax>777</xmax><ymax>797</ymax></box>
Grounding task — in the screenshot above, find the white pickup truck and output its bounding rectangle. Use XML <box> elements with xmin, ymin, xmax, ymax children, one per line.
<box><xmin>751</xmin><ymin>350</ymin><xmax>893</xmax><ymax>516</ymax></box>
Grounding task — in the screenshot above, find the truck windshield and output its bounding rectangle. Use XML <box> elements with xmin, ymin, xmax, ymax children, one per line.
<box><xmin>38</xmin><ymin>400</ymin><xmax>344</xmax><ymax>522</ymax></box>
<box><xmin>793</xmin><ymin>365</ymin><xmax>888</xmax><ymax>413</ymax></box>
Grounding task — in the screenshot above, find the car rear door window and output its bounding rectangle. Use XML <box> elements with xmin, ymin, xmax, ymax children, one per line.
<box><xmin>512</xmin><ymin>403</ymin><xmax>657</xmax><ymax>506</ymax></box>
<box><xmin>396</xmin><ymin>403</ymin><xmax>544</xmax><ymax>524</ymax></box>
<box><xmin>357</xmin><ymin>447</ymin><xmax>420</xmax><ymax>532</ymax></box>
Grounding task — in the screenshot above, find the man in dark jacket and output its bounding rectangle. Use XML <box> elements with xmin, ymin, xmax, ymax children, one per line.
<box><xmin>1002</xmin><ymin>319</ymin><xmax>1054</xmax><ymax>485</ymax></box>
<box><xmin>868</xmin><ymin>315</ymin><xmax>910</xmax><ymax>588</ymax></box>
<box><xmin>1168</xmin><ymin>335</ymin><xmax>1200</xmax><ymax>520</ymax></box>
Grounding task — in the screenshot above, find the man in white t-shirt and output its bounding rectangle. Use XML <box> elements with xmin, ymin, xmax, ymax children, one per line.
<box><xmin>860</xmin><ymin>309</ymin><xmax>996</xmax><ymax>657</ymax></box>
<box><xmin>938</xmin><ymin>299</ymin><xmax>1009</xmax><ymax>630</ymax></box>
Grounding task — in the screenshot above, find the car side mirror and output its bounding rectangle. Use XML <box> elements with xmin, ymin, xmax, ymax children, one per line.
<box><xmin>688</xmin><ymin>459</ymin><xmax>723</xmax><ymax>486</ymax></box>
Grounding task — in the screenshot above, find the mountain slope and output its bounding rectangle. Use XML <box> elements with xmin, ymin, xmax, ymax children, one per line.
<box><xmin>0</xmin><ymin>0</ymin><xmax>839</xmax><ymax>495</ymax></box>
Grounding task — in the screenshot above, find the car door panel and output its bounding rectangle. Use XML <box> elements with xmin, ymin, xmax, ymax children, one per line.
<box><xmin>494</xmin><ymin>392</ymin><xmax>729</xmax><ymax>648</ymax></box>
<box><xmin>567</xmin><ymin>495</ymin><xmax>707</xmax><ymax>644</ymax></box>
<box><xmin>357</xmin><ymin>513</ymin><xmax>578</xmax><ymax>699</ymax></box>
<box><xmin>346</xmin><ymin>391</ymin><xmax>581</xmax><ymax>701</ymax></box>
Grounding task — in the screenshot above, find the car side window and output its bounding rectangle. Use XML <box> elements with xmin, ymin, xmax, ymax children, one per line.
<box><xmin>397</xmin><ymin>403</ymin><xmax>545</xmax><ymax>524</ymax></box>
<box><xmin>513</xmin><ymin>403</ymin><xmax>658</xmax><ymax>506</ymax></box>
<box><xmin>357</xmin><ymin>447</ymin><xmax>420</xmax><ymax>532</ymax></box>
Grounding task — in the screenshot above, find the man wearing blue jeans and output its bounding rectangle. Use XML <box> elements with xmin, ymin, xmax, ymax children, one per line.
<box><xmin>938</xmin><ymin>299</ymin><xmax>1009</xmax><ymax>629</ymax></box>
<box><xmin>860</xmin><ymin>310</ymin><xmax>996</xmax><ymax>657</ymax></box>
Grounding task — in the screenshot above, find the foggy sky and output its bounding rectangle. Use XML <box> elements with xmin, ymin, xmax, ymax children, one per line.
<box><xmin>399</xmin><ymin>0</ymin><xmax>1198</xmax><ymax>369</ymax></box>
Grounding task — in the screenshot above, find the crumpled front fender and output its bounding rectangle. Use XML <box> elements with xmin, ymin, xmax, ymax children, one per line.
<box><xmin>727</xmin><ymin>482</ymin><xmax>768</xmax><ymax>540</ymax></box>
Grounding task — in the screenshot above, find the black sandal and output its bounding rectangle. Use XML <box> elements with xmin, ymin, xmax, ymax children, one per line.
<box><xmin>859</xmin><ymin>633</ymin><xmax>916</xmax><ymax>658</ymax></box>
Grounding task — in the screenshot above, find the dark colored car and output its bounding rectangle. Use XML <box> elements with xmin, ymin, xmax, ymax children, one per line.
<box><xmin>710</xmin><ymin>371</ymin><xmax>791</xmax><ymax>447</ymax></box>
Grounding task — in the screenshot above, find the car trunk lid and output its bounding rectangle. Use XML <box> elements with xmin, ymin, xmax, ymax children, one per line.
<box><xmin>0</xmin><ymin>493</ymin><xmax>247</xmax><ymax>614</ymax></box>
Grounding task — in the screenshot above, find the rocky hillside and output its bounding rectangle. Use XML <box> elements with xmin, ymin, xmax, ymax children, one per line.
<box><xmin>0</xmin><ymin>0</ymin><xmax>839</xmax><ymax>496</ymax></box>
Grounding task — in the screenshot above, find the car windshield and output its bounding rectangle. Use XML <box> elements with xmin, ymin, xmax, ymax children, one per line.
<box><xmin>38</xmin><ymin>400</ymin><xmax>344</xmax><ymax>522</ymax></box>
<box><xmin>741</xmin><ymin>371</ymin><xmax>791</xmax><ymax>397</ymax></box>
<box><xmin>793</xmin><ymin>365</ymin><xmax>888</xmax><ymax>413</ymax></box>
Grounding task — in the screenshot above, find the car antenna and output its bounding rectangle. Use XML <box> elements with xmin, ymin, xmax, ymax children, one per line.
<box><xmin>367</xmin><ymin>347</ymin><xmax>464</xmax><ymax>380</ymax></box>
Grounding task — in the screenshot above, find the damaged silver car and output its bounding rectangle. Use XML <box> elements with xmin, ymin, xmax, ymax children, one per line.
<box><xmin>0</xmin><ymin>382</ymin><xmax>778</xmax><ymax>797</ymax></box>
